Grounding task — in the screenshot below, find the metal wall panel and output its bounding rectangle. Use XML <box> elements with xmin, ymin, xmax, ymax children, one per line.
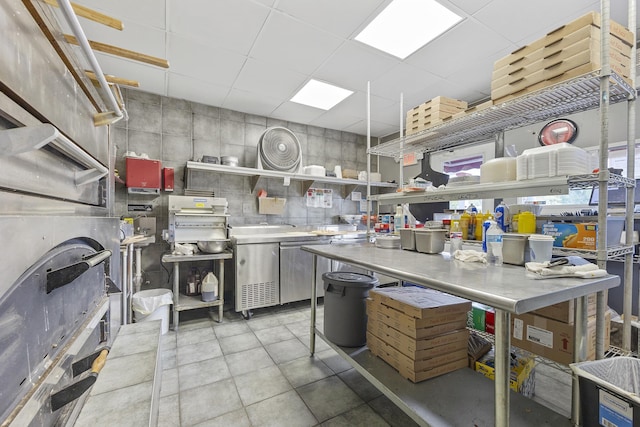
<box><xmin>0</xmin><ymin>0</ymin><xmax>109</xmax><ymax>164</ymax></box>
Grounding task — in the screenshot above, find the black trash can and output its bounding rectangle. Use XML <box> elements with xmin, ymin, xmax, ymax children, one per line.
<box><xmin>322</xmin><ymin>272</ymin><xmax>378</xmax><ymax>347</ymax></box>
<box><xmin>571</xmin><ymin>357</ymin><xmax>640</xmax><ymax>427</ymax></box>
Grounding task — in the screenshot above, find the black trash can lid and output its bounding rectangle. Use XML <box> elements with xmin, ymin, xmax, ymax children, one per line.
<box><xmin>322</xmin><ymin>272</ymin><xmax>378</xmax><ymax>287</ymax></box>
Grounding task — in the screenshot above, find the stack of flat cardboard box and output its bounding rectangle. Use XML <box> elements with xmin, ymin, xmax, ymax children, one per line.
<box><xmin>366</xmin><ymin>287</ymin><xmax>471</xmax><ymax>382</ymax></box>
<box><xmin>510</xmin><ymin>293</ymin><xmax>611</xmax><ymax>365</ymax></box>
<box><xmin>405</xmin><ymin>96</ymin><xmax>467</xmax><ymax>135</ymax></box>
<box><xmin>491</xmin><ymin>12</ymin><xmax>634</xmax><ymax>103</ymax></box>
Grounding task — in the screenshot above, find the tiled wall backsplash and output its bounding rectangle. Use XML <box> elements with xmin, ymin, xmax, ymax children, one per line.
<box><xmin>113</xmin><ymin>89</ymin><xmax>376</xmax><ymax>289</ymax></box>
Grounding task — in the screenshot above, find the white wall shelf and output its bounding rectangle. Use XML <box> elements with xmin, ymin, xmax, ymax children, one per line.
<box><xmin>186</xmin><ymin>161</ymin><xmax>397</xmax><ymax>198</ymax></box>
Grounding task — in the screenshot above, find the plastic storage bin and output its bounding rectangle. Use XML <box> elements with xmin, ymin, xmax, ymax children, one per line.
<box><xmin>571</xmin><ymin>357</ymin><xmax>640</xmax><ymax>427</ymax></box>
<box><xmin>399</xmin><ymin>228</ymin><xmax>416</xmax><ymax>251</ymax></box>
<box><xmin>322</xmin><ymin>272</ymin><xmax>378</xmax><ymax>347</ymax></box>
<box><xmin>132</xmin><ymin>289</ymin><xmax>173</xmax><ymax>335</ymax></box>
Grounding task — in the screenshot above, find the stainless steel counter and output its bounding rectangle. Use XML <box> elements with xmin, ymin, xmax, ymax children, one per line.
<box><xmin>161</xmin><ymin>250</ymin><xmax>233</xmax><ymax>329</ymax></box>
<box><xmin>303</xmin><ymin>243</ymin><xmax>620</xmax><ymax>427</ymax></box>
<box><xmin>302</xmin><ymin>243</ymin><xmax>619</xmax><ymax>314</ymax></box>
<box><xmin>230</xmin><ymin>230</ymin><xmax>365</xmax><ymax>245</ymax></box>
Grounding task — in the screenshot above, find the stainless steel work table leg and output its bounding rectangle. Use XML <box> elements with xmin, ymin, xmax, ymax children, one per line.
<box><xmin>310</xmin><ymin>253</ymin><xmax>317</xmax><ymax>355</ymax></box>
<box><xmin>172</xmin><ymin>261</ymin><xmax>180</xmax><ymax>331</ymax></box>
<box><xmin>217</xmin><ymin>258</ymin><xmax>224</xmax><ymax>323</ymax></box>
<box><xmin>494</xmin><ymin>309</ymin><xmax>511</xmax><ymax>427</ymax></box>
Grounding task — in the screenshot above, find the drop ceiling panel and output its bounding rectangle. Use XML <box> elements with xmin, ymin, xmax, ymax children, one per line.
<box><xmin>407</xmin><ymin>19</ymin><xmax>511</xmax><ymax>78</ymax></box>
<box><xmin>168</xmin><ymin>73</ymin><xmax>229</xmax><ymax>106</ymax></box>
<box><xmin>73</xmin><ymin>0</ymin><xmax>166</xmax><ymax>30</ymax></box>
<box><xmin>328</xmin><ymin>91</ymin><xmax>396</xmax><ymax>124</ymax></box>
<box><xmin>168</xmin><ymin>0</ymin><xmax>270</xmax><ymax>55</ymax></box>
<box><xmin>445</xmin><ymin>48</ymin><xmax>513</xmax><ymax>100</ymax></box>
<box><xmin>275</xmin><ymin>0</ymin><xmax>389</xmax><ymax>38</ymax></box>
<box><xmin>444</xmin><ymin>0</ymin><xmax>493</xmax><ymax>15</ymax></box>
<box><xmin>372</xmin><ymin>63</ymin><xmax>440</xmax><ymax>101</ymax></box>
<box><xmin>233</xmin><ymin>58</ymin><xmax>308</xmax><ymax>100</ymax></box>
<box><xmin>474</xmin><ymin>0</ymin><xmax>596</xmax><ymax>44</ymax></box>
<box><xmin>61</xmin><ymin>17</ymin><xmax>166</xmax><ymax>60</ymax></box>
<box><xmin>223</xmin><ymin>88</ymin><xmax>282</xmax><ymax>117</ymax></box>
<box><xmin>168</xmin><ymin>33</ymin><xmax>246</xmax><ymax>86</ymax></box>
<box><xmin>314</xmin><ymin>41</ymin><xmax>399</xmax><ymax>93</ymax></box>
<box><xmin>270</xmin><ymin>102</ymin><xmax>326</xmax><ymax>124</ymax></box>
<box><xmin>249</xmin><ymin>11</ymin><xmax>344</xmax><ymax>75</ymax></box>
<box><xmin>345</xmin><ymin>120</ymin><xmax>397</xmax><ymax>137</ymax></box>
<box><xmin>311</xmin><ymin>111</ymin><xmax>360</xmax><ymax>131</ymax></box>
<box><xmin>93</xmin><ymin>52</ymin><xmax>167</xmax><ymax>95</ymax></box>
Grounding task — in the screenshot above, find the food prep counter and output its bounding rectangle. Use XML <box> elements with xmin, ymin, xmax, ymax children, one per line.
<box><xmin>302</xmin><ymin>243</ymin><xmax>620</xmax><ymax>427</ymax></box>
<box><xmin>228</xmin><ymin>225</ymin><xmax>370</xmax><ymax>317</ymax></box>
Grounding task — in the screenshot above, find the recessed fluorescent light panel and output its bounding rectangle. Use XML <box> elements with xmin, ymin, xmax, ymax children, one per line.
<box><xmin>355</xmin><ymin>0</ymin><xmax>462</xmax><ymax>59</ymax></box>
<box><xmin>290</xmin><ymin>79</ymin><xmax>353</xmax><ymax>110</ymax></box>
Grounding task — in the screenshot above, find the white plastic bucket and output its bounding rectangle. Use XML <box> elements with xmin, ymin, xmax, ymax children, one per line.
<box><xmin>132</xmin><ymin>289</ymin><xmax>173</xmax><ymax>335</ymax></box>
<box><xmin>528</xmin><ymin>234</ymin><xmax>555</xmax><ymax>263</ymax></box>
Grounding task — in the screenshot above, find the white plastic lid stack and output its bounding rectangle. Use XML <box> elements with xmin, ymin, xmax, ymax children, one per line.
<box><xmin>516</xmin><ymin>143</ymin><xmax>590</xmax><ymax>180</ymax></box>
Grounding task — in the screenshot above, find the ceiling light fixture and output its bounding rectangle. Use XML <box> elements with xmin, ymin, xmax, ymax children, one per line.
<box><xmin>355</xmin><ymin>0</ymin><xmax>462</xmax><ymax>59</ymax></box>
<box><xmin>290</xmin><ymin>79</ymin><xmax>353</xmax><ymax>110</ymax></box>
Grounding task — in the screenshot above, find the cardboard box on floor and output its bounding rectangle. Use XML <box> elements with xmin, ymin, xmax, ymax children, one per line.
<box><xmin>511</xmin><ymin>312</ymin><xmax>610</xmax><ymax>365</ymax></box>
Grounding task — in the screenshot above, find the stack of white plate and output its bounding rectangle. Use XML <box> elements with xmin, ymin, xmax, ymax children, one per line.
<box><xmin>375</xmin><ymin>235</ymin><xmax>401</xmax><ymax>249</ymax></box>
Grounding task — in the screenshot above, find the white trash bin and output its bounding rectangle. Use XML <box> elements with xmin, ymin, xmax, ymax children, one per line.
<box><xmin>132</xmin><ymin>289</ymin><xmax>173</xmax><ymax>335</ymax></box>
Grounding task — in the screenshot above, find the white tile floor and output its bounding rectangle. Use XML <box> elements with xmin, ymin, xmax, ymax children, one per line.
<box><xmin>157</xmin><ymin>302</ymin><xmax>572</xmax><ymax>426</ymax></box>
<box><xmin>158</xmin><ymin>302</ymin><xmax>421</xmax><ymax>427</ymax></box>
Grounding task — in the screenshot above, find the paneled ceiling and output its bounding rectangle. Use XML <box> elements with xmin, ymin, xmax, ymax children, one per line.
<box><xmin>61</xmin><ymin>0</ymin><xmax>637</xmax><ymax>137</ymax></box>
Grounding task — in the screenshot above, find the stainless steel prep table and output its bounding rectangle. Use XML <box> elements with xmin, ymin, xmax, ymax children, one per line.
<box><xmin>162</xmin><ymin>251</ymin><xmax>233</xmax><ymax>330</ymax></box>
<box><xmin>303</xmin><ymin>243</ymin><xmax>620</xmax><ymax>427</ymax></box>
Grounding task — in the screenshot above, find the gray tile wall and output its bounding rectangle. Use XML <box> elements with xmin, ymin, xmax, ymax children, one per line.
<box><xmin>113</xmin><ymin>89</ymin><xmax>376</xmax><ymax>289</ymax></box>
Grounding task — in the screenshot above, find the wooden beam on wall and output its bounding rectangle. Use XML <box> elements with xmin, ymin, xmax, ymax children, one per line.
<box><xmin>85</xmin><ymin>70</ymin><xmax>139</xmax><ymax>88</ymax></box>
<box><xmin>41</xmin><ymin>0</ymin><xmax>124</xmax><ymax>30</ymax></box>
<box><xmin>64</xmin><ymin>34</ymin><xmax>170</xmax><ymax>68</ymax></box>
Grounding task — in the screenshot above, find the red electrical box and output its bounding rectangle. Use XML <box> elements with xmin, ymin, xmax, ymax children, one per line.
<box><xmin>126</xmin><ymin>158</ymin><xmax>161</xmax><ymax>193</ymax></box>
<box><xmin>163</xmin><ymin>167</ymin><xmax>174</xmax><ymax>192</ymax></box>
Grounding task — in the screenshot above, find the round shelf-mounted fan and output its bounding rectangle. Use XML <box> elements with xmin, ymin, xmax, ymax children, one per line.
<box><xmin>256</xmin><ymin>127</ymin><xmax>302</xmax><ymax>173</ymax></box>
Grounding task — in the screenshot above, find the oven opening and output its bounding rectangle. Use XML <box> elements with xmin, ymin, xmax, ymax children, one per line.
<box><xmin>0</xmin><ymin>237</ymin><xmax>112</xmax><ymax>425</ymax></box>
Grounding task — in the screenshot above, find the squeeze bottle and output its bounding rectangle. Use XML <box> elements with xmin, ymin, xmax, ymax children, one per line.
<box><xmin>450</xmin><ymin>220</ymin><xmax>463</xmax><ymax>254</ymax></box>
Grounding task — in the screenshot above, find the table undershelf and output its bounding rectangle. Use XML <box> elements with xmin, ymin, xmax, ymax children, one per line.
<box><xmin>315</xmin><ymin>329</ymin><xmax>570</xmax><ymax>427</ymax></box>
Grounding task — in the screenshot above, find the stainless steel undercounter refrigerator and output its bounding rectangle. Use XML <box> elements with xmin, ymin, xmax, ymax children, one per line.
<box><xmin>302</xmin><ymin>243</ymin><xmax>619</xmax><ymax>427</ymax></box>
<box><xmin>228</xmin><ymin>224</ymin><xmax>389</xmax><ymax>319</ymax></box>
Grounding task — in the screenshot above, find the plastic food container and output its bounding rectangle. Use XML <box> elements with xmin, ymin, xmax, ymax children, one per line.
<box><xmin>502</xmin><ymin>234</ymin><xmax>530</xmax><ymax>265</ymax></box>
<box><xmin>414</xmin><ymin>229</ymin><xmax>447</xmax><ymax>254</ymax></box>
<box><xmin>303</xmin><ymin>165</ymin><xmax>326</xmax><ymax>176</ymax></box>
<box><xmin>221</xmin><ymin>155</ymin><xmax>238</xmax><ymax>167</ymax></box>
<box><xmin>480</xmin><ymin>157</ymin><xmax>517</xmax><ymax>183</ymax></box>
<box><xmin>399</xmin><ymin>228</ymin><xmax>416</xmax><ymax>250</ymax></box>
<box><xmin>375</xmin><ymin>235</ymin><xmax>401</xmax><ymax>249</ymax></box>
